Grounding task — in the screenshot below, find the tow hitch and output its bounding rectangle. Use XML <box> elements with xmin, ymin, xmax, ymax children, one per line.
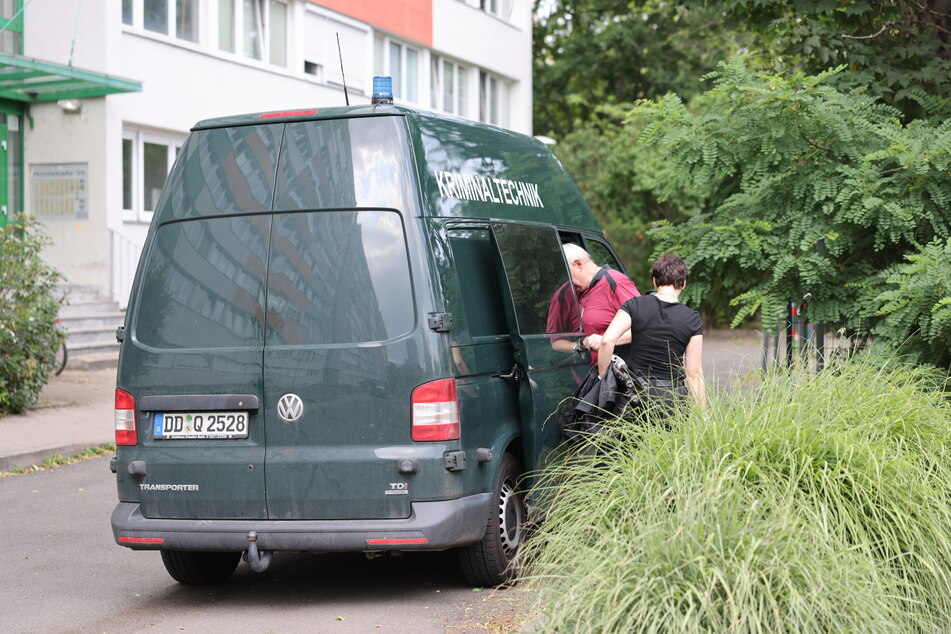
<box><xmin>243</xmin><ymin>531</ymin><xmax>272</xmax><ymax>573</ymax></box>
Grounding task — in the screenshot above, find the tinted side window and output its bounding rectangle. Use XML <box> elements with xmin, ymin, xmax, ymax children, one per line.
<box><xmin>447</xmin><ymin>229</ymin><xmax>508</xmax><ymax>338</ymax></box>
<box><xmin>158</xmin><ymin>124</ymin><xmax>283</xmax><ymax>221</ymax></box>
<box><xmin>266</xmin><ymin>210</ymin><xmax>415</xmax><ymax>345</ymax></box>
<box><xmin>492</xmin><ymin>223</ymin><xmax>578</xmax><ymax>335</ymax></box>
<box><xmin>586</xmin><ymin>238</ymin><xmax>625</xmax><ymax>273</ymax></box>
<box><xmin>134</xmin><ymin>216</ymin><xmax>270</xmax><ymax>348</ymax></box>
<box><xmin>275</xmin><ymin>117</ymin><xmax>417</xmax><ymax>212</ymax></box>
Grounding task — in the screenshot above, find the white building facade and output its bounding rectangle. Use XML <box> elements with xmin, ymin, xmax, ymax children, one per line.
<box><xmin>11</xmin><ymin>0</ymin><xmax>532</xmax><ymax>305</ymax></box>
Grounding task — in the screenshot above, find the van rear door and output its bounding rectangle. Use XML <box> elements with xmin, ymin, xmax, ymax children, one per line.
<box><xmin>260</xmin><ymin>116</ymin><xmax>425</xmax><ymax>520</ymax></box>
<box><xmin>121</xmin><ymin>122</ymin><xmax>284</xmax><ymax>521</ymax></box>
<box><xmin>127</xmin><ymin>214</ymin><xmax>272</xmax><ymax>520</ymax></box>
<box><xmin>261</xmin><ymin>209</ymin><xmax>418</xmax><ymax>520</ymax></box>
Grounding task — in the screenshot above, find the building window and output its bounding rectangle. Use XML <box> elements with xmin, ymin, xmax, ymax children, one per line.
<box><xmin>302</xmin><ymin>9</ymin><xmax>368</xmax><ymax>91</ymax></box>
<box><xmin>432</xmin><ymin>56</ymin><xmax>471</xmax><ymax>117</ymax></box>
<box><xmin>144</xmin><ymin>0</ymin><xmax>168</xmax><ymax>35</ymax></box>
<box><xmin>481</xmin><ymin>0</ymin><xmax>513</xmax><ymax>20</ymax></box>
<box><xmin>268</xmin><ymin>0</ymin><xmax>286</xmax><ymax>66</ymax></box>
<box><xmin>480</xmin><ymin>71</ymin><xmax>510</xmax><ymax>127</ymax></box>
<box><xmin>125</xmin><ymin>0</ymin><xmax>198</xmax><ymax>42</ymax></box>
<box><xmin>373</xmin><ymin>35</ymin><xmax>419</xmax><ymax>104</ymax></box>
<box><xmin>123</xmin><ymin>129</ymin><xmax>184</xmax><ymax>222</ymax></box>
<box><xmin>219</xmin><ymin>0</ymin><xmax>287</xmax><ymax>67</ymax></box>
<box><xmin>0</xmin><ymin>0</ymin><xmax>23</xmax><ymax>54</ymax></box>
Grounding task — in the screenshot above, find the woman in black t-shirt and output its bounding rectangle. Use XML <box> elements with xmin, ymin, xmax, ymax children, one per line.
<box><xmin>597</xmin><ymin>254</ymin><xmax>706</xmax><ymax>407</ymax></box>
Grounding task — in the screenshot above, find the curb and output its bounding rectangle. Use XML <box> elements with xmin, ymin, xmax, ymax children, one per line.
<box><xmin>0</xmin><ymin>442</ymin><xmax>110</xmax><ymax>473</ymax></box>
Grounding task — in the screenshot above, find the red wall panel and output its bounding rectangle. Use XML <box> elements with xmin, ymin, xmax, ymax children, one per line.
<box><xmin>310</xmin><ymin>0</ymin><xmax>432</xmax><ymax>47</ymax></box>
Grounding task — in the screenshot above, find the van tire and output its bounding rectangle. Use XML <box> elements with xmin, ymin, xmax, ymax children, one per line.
<box><xmin>458</xmin><ymin>452</ymin><xmax>526</xmax><ymax>587</ymax></box>
<box><xmin>160</xmin><ymin>549</ymin><xmax>241</xmax><ymax>585</ymax></box>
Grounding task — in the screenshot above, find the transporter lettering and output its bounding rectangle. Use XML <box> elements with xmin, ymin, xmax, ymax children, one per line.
<box><xmin>139</xmin><ymin>483</ymin><xmax>200</xmax><ymax>492</ymax></box>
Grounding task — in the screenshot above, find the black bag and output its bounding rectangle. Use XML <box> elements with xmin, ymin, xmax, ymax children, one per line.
<box><xmin>561</xmin><ymin>356</ymin><xmax>649</xmax><ymax>443</ymax></box>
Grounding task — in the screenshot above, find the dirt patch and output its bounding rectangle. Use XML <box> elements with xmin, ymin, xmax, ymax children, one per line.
<box><xmin>447</xmin><ymin>586</ymin><xmax>536</xmax><ymax>632</ymax></box>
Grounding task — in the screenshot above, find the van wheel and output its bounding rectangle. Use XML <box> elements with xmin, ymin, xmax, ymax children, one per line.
<box><xmin>459</xmin><ymin>452</ymin><xmax>526</xmax><ymax>586</ymax></box>
<box><xmin>161</xmin><ymin>549</ymin><xmax>241</xmax><ymax>585</ymax></box>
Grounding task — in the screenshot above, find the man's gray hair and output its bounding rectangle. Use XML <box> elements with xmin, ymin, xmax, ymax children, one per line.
<box><xmin>562</xmin><ymin>242</ymin><xmax>593</xmax><ymax>264</ymax></box>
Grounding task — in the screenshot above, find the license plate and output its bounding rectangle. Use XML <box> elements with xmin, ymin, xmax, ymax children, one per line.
<box><xmin>153</xmin><ymin>412</ymin><xmax>249</xmax><ymax>439</ymax></box>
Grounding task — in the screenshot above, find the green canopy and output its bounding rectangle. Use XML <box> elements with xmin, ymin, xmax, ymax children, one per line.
<box><xmin>0</xmin><ymin>52</ymin><xmax>141</xmax><ymax>102</ymax></box>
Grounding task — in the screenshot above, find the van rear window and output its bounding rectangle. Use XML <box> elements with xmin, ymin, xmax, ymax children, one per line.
<box><xmin>274</xmin><ymin>117</ymin><xmax>416</xmax><ymax>213</ymax></box>
<box><xmin>265</xmin><ymin>210</ymin><xmax>415</xmax><ymax>345</ymax></box>
<box><xmin>134</xmin><ymin>215</ymin><xmax>270</xmax><ymax>349</ymax></box>
<box><xmin>158</xmin><ymin>124</ymin><xmax>283</xmax><ymax>220</ymax></box>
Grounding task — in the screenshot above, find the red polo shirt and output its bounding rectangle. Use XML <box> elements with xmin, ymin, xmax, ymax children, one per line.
<box><xmin>546</xmin><ymin>266</ymin><xmax>640</xmax><ymax>364</ymax></box>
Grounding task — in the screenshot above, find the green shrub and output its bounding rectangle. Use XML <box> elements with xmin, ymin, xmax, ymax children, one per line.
<box><xmin>874</xmin><ymin>238</ymin><xmax>951</xmax><ymax>369</ymax></box>
<box><xmin>523</xmin><ymin>358</ymin><xmax>951</xmax><ymax>632</ymax></box>
<box><xmin>0</xmin><ymin>220</ymin><xmax>66</xmax><ymax>414</ymax></box>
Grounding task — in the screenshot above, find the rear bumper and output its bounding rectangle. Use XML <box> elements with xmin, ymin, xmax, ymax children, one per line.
<box><xmin>111</xmin><ymin>493</ymin><xmax>492</xmax><ymax>552</ymax></box>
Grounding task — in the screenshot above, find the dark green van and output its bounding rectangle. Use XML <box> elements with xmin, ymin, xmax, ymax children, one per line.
<box><xmin>110</xmin><ymin>103</ymin><xmax>629</xmax><ymax>586</ymax></box>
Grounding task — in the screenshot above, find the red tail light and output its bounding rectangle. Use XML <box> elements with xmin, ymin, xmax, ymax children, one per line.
<box><xmin>115</xmin><ymin>388</ymin><xmax>137</xmax><ymax>446</ymax></box>
<box><xmin>411</xmin><ymin>378</ymin><xmax>460</xmax><ymax>441</ymax></box>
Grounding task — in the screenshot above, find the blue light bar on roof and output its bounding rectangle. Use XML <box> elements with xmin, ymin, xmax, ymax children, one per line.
<box><xmin>371</xmin><ymin>76</ymin><xmax>394</xmax><ymax>105</ymax></box>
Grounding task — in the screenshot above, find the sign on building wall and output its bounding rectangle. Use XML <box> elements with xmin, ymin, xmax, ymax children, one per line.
<box><xmin>30</xmin><ymin>163</ymin><xmax>89</xmax><ymax>220</ymax></box>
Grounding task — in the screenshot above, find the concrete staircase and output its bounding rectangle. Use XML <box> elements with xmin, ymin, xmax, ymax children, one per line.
<box><xmin>59</xmin><ymin>286</ymin><xmax>125</xmax><ymax>371</ymax></box>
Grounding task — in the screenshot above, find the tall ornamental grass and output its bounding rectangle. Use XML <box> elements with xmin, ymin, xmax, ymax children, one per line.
<box><xmin>522</xmin><ymin>358</ymin><xmax>951</xmax><ymax>632</ymax></box>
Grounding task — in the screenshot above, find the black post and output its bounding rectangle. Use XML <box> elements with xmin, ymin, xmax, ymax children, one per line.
<box><xmin>815</xmin><ymin>239</ymin><xmax>826</xmax><ymax>371</ymax></box>
<box><xmin>800</xmin><ymin>293</ymin><xmax>812</xmax><ymax>366</ymax></box>
<box><xmin>785</xmin><ymin>302</ymin><xmax>794</xmax><ymax>367</ymax></box>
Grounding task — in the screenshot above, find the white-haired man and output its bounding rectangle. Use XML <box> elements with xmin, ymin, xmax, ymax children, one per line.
<box><xmin>547</xmin><ymin>243</ymin><xmax>640</xmax><ymax>365</ymax></box>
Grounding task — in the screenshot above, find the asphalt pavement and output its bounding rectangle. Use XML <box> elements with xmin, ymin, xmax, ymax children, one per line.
<box><xmin>0</xmin><ymin>329</ymin><xmax>764</xmax><ymax>472</ymax></box>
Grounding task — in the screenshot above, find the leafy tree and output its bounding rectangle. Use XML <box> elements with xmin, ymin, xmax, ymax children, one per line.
<box><xmin>874</xmin><ymin>238</ymin><xmax>951</xmax><ymax>367</ymax></box>
<box><xmin>632</xmin><ymin>57</ymin><xmax>951</xmax><ymax>344</ymax></box>
<box><xmin>0</xmin><ymin>220</ymin><xmax>66</xmax><ymax>413</ymax></box>
<box><xmin>550</xmin><ymin>105</ymin><xmax>706</xmax><ymax>285</ymax></box>
<box><xmin>533</xmin><ymin>0</ymin><xmax>744</xmax><ymax>138</ymax></box>
<box><xmin>678</xmin><ymin>0</ymin><xmax>951</xmax><ymax>121</ymax></box>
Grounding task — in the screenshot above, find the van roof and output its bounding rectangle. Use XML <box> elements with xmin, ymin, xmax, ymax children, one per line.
<box><xmin>187</xmin><ymin>104</ymin><xmax>601</xmax><ymax>231</ymax></box>
<box><xmin>192</xmin><ymin>104</ymin><xmax>406</xmax><ymax>130</ymax></box>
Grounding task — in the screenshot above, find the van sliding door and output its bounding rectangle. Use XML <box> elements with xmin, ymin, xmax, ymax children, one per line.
<box><xmin>489</xmin><ymin>223</ymin><xmax>587</xmax><ymax>479</ymax></box>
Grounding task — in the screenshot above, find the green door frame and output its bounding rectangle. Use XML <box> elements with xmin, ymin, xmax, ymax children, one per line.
<box><xmin>0</xmin><ymin>99</ymin><xmax>22</xmax><ymax>229</ymax></box>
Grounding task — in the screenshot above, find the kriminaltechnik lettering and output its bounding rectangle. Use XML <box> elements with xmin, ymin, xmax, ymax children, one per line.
<box><xmin>434</xmin><ymin>171</ymin><xmax>544</xmax><ymax>208</ymax></box>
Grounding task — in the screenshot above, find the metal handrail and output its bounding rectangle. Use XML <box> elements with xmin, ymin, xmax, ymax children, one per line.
<box><xmin>109</xmin><ymin>229</ymin><xmax>143</xmax><ymax>310</ymax></box>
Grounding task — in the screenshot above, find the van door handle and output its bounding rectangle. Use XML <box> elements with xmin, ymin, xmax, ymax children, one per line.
<box><xmin>495</xmin><ymin>363</ymin><xmax>524</xmax><ymax>383</ymax></box>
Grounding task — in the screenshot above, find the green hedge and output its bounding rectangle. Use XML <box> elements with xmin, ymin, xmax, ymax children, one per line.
<box><xmin>0</xmin><ymin>220</ymin><xmax>65</xmax><ymax>414</ymax></box>
<box><xmin>523</xmin><ymin>357</ymin><xmax>951</xmax><ymax>632</ymax></box>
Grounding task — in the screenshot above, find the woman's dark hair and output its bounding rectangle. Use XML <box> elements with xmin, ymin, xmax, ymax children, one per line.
<box><xmin>651</xmin><ymin>254</ymin><xmax>688</xmax><ymax>289</ymax></box>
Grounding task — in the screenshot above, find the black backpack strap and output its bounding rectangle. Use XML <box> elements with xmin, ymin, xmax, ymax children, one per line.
<box><xmin>591</xmin><ymin>265</ymin><xmax>618</xmax><ymax>292</ymax></box>
<box><xmin>603</xmin><ymin>268</ymin><xmax>618</xmax><ymax>292</ymax></box>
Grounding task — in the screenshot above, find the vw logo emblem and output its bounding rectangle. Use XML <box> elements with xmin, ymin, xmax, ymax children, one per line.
<box><xmin>277</xmin><ymin>393</ymin><xmax>304</xmax><ymax>423</ymax></box>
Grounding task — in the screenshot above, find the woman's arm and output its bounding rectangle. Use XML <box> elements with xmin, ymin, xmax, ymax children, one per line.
<box><xmin>583</xmin><ymin>329</ymin><xmax>631</xmax><ymax>352</ymax></box>
<box><xmin>597</xmin><ymin>310</ymin><xmax>632</xmax><ymax>378</ymax></box>
<box><xmin>684</xmin><ymin>334</ymin><xmax>706</xmax><ymax>407</ymax></box>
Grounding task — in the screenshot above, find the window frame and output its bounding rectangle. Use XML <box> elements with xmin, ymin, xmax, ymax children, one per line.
<box><xmin>123</xmin><ymin>0</ymin><xmax>200</xmax><ymax>44</ymax></box>
<box><xmin>479</xmin><ymin>70</ymin><xmax>511</xmax><ymax>128</ymax></box>
<box><xmin>218</xmin><ymin>0</ymin><xmax>289</xmax><ymax>68</ymax></box>
<box><xmin>122</xmin><ymin>128</ymin><xmax>185</xmax><ymax>224</ymax></box>
<box><xmin>431</xmin><ymin>55</ymin><xmax>472</xmax><ymax>117</ymax></box>
<box><xmin>373</xmin><ymin>34</ymin><xmax>421</xmax><ymax>105</ymax></box>
<box><xmin>480</xmin><ymin>0</ymin><xmax>513</xmax><ymax>21</ymax></box>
